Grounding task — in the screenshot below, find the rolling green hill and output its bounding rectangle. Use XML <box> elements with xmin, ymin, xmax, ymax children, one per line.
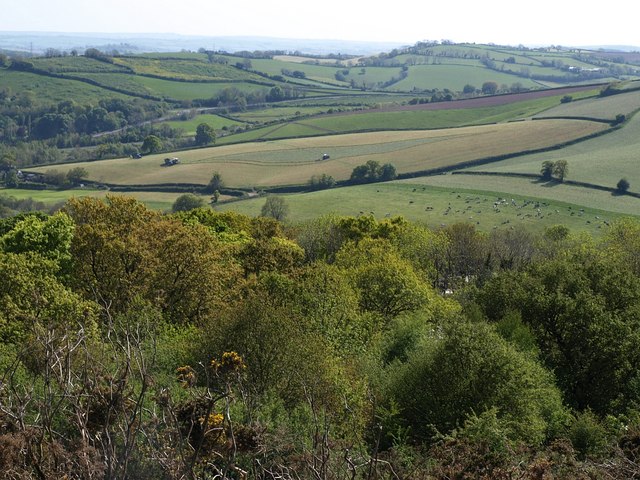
<box><xmin>3</xmin><ymin>41</ymin><xmax>640</xmax><ymax>229</ymax></box>
<box><xmin>466</xmin><ymin>96</ymin><xmax>640</xmax><ymax>190</ymax></box>
<box><xmin>28</xmin><ymin>118</ymin><xmax>608</xmax><ymax>189</ymax></box>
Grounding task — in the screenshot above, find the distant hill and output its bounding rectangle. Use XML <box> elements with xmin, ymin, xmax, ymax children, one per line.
<box><xmin>580</xmin><ymin>45</ymin><xmax>640</xmax><ymax>52</ymax></box>
<box><xmin>0</xmin><ymin>31</ymin><xmax>407</xmax><ymax>56</ymax></box>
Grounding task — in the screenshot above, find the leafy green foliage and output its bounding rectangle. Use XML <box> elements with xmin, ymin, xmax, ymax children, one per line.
<box><xmin>141</xmin><ymin>134</ymin><xmax>163</xmax><ymax>153</ymax></box>
<box><xmin>477</xmin><ymin>248</ymin><xmax>640</xmax><ymax>414</ymax></box>
<box><xmin>194</xmin><ymin>122</ymin><xmax>216</xmax><ymax>146</ymax></box>
<box><xmin>568</xmin><ymin>410</ymin><xmax>610</xmax><ymax>460</ymax></box>
<box><xmin>0</xmin><ymin>211</ymin><xmax>74</xmax><ymax>275</ymax></box>
<box><xmin>350</xmin><ymin>160</ymin><xmax>397</xmax><ymax>184</ymax></box>
<box><xmin>0</xmin><ymin>251</ymin><xmax>97</xmax><ymax>344</ymax></box>
<box><xmin>171</xmin><ymin>193</ymin><xmax>206</xmax><ymax>212</ymax></box>
<box><xmin>66</xmin><ymin>166</ymin><xmax>88</xmax><ymax>184</ymax></box>
<box><xmin>384</xmin><ymin>318</ymin><xmax>569</xmax><ymax>445</ymax></box>
<box><xmin>617</xmin><ymin>177</ymin><xmax>630</xmax><ymax>193</ymax></box>
<box><xmin>65</xmin><ymin>195</ymin><xmax>242</xmax><ymax>323</ymax></box>
<box><xmin>336</xmin><ymin>238</ymin><xmax>432</xmax><ymax>319</ymax></box>
<box><xmin>205</xmin><ymin>171</ymin><xmax>224</xmax><ymax>194</ymax></box>
<box><xmin>1</xmin><ymin>192</ymin><xmax>640</xmax><ymax>476</ymax></box>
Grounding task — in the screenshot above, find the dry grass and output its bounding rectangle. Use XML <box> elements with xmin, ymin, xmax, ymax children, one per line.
<box><xmin>34</xmin><ymin>119</ymin><xmax>608</xmax><ymax>188</ymax></box>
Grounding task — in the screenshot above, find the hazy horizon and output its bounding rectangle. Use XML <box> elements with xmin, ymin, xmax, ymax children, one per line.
<box><xmin>2</xmin><ymin>0</ymin><xmax>639</xmax><ymax>50</ymax></box>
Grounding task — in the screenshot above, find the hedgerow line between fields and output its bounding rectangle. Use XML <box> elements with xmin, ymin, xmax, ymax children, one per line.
<box><xmin>68</xmin><ymin>118</ymin><xmax>620</xmax><ymax>196</ymax></box>
<box><xmin>451</xmin><ymin>171</ymin><xmax>640</xmax><ymax>199</ymax></box>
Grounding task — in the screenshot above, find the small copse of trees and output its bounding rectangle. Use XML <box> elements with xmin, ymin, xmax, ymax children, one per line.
<box><xmin>540</xmin><ymin>160</ymin><xmax>568</xmax><ymax>182</ymax></box>
<box><xmin>308</xmin><ymin>173</ymin><xmax>336</xmax><ymax>190</ymax></box>
<box><xmin>350</xmin><ymin>160</ymin><xmax>397</xmax><ymax>184</ymax></box>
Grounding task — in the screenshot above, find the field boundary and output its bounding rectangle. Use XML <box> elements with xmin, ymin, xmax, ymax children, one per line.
<box><xmin>396</xmin><ymin>122</ymin><xmax>619</xmax><ymax>179</ymax></box>
<box><xmin>532</xmin><ymin>115</ymin><xmax>614</xmax><ymax>123</ymax></box>
<box><xmin>451</xmin><ymin>171</ymin><xmax>640</xmax><ymax>199</ymax></box>
<box><xmin>28</xmin><ymin>119</ymin><xmax>615</xmax><ymax>194</ymax></box>
<box><xmin>16</xmin><ymin>66</ymin><xmax>168</xmax><ymax>101</ymax></box>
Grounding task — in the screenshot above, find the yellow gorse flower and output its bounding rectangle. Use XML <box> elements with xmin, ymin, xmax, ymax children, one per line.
<box><xmin>198</xmin><ymin>412</ymin><xmax>224</xmax><ymax>427</ymax></box>
<box><xmin>176</xmin><ymin>365</ymin><xmax>196</xmax><ymax>388</ymax></box>
<box><xmin>210</xmin><ymin>351</ymin><xmax>246</xmax><ymax>374</ymax></box>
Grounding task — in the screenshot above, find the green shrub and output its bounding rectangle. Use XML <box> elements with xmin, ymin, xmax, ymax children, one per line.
<box><xmin>568</xmin><ymin>410</ymin><xmax>609</xmax><ymax>459</ymax></box>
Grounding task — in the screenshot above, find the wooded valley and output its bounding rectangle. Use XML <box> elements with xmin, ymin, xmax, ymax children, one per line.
<box><xmin>2</xmin><ymin>197</ymin><xmax>640</xmax><ymax>478</ymax></box>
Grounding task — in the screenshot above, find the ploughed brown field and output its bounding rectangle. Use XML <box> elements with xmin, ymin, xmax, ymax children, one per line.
<box><xmin>331</xmin><ymin>84</ymin><xmax>604</xmax><ymax>115</ymax></box>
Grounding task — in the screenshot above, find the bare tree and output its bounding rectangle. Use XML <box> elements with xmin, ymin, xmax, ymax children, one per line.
<box><xmin>261</xmin><ymin>196</ymin><xmax>289</xmax><ymax>222</ymax></box>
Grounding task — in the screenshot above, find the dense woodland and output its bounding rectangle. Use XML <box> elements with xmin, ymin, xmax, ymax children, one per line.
<box><xmin>2</xmin><ymin>195</ymin><xmax>640</xmax><ymax>478</ymax></box>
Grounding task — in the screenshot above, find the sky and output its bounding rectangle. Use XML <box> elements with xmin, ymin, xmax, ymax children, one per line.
<box><xmin>1</xmin><ymin>0</ymin><xmax>638</xmax><ymax>48</ymax></box>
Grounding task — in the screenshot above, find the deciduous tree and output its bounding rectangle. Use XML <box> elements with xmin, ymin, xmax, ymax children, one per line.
<box><xmin>172</xmin><ymin>193</ymin><xmax>205</xmax><ymax>212</ymax></box>
<box><xmin>553</xmin><ymin>159</ymin><xmax>568</xmax><ymax>182</ymax></box>
<box><xmin>385</xmin><ymin>318</ymin><xmax>568</xmax><ymax>444</ymax></box>
<box><xmin>616</xmin><ymin>177</ymin><xmax>630</xmax><ymax>193</ymax></box>
<box><xmin>205</xmin><ymin>171</ymin><xmax>224</xmax><ymax>194</ymax></box>
<box><xmin>67</xmin><ymin>166</ymin><xmax>88</xmax><ymax>184</ymax></box>
<box><xmin>195</xmin><ymin>123</ymin><xmax>216</xmax><ymax>146</ymax></box>
<box><xmin>482</xmin><ymin>81</ymin><xmax>498</xmax><ymax>95</ymax></box>
<box><xmin>540</xmin><ymin>160</ymin><xmax>555</xmax><ymax>180</ymax></box>
<box><xmin>141</xmin><ymin>134</ymin><xmax>163</xmax><ymax>154</ymax></box>
<box><xmin>260</xmin><ymin>196</ymin><xmax>289</xmax><ymax>222</ymax></box>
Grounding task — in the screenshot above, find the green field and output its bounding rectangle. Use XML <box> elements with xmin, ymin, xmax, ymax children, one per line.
<box><xmin>114</xmin><ymin>57</ymin><xmax>268</xmax><ymax>82</ymax></box>
<box><xmin>217</xmin><ymin>94</ymin><xmax>585</xmax><ymax>144</ymax></box>
<box><xmin>401</xmin><ymin>174</ymin><xmax>640</xmax><ymax>217</ymax></box>
<box><xmin>282</xmin><ymin>93</ymin><xmax>411</xmax><ymax>107</ymax></box>
<box><xmin>64</xmin><ymin>72</ymin><xmax>270</xmax><ymax>101</ymax></box>
<box><xmin>135</xmin><ymin>76</ymin><xmax>269</xmax><ymax>101</ymax></box>
<box><xmin>230</xmin><ymin>106</ymin><xmax>335</xmax><ymax>123</ymax></box>
<box><xmin>344</xmin><ymin>66</ymin><xmax>405</xmax><ymax>88</ymax></box>
<box><xmin>272</xmin><ymin>55</ymin><xmax>359</xmax><ymax>66</ymax></box>
<box><xmin>533</xmin><ymin>89</ymin><xmax>640</xmax><ymax>120</ymax></box>
<box><xmin>0</xmin><ymin>187</ymin><xmax>211</xmax><ymax>212</ymax></box>
<box><xmin>394</xmin><ymin>64</ymin><xmax>541</xmax><ymax>92</ymax></box>
<box><xmin>163</xmin><ymin>114</ymin><xmax>245</xmax><ymax>135</ymax></box>
<box><xmin>215</xmin><ymin>182</ymin><xmax>630</xmax><ymax>237</ymax></box>
<box><xmin>64</xmin><ymin>72</ymin><xmax>158</xmax><ymax>97</ymax></box>
<box><xmin>248</xmin><ymin>58</ymin><xmax>344</xmax><ymax>82</ymax></box>
<box><xmin>31</xmin><ymin>56</ymin><xmax>131</xmax><ymax>73</ymax></box>
<box><xmin>0</xmin><ymin>69</ymin><xmax>132</xmax><ymax>104</ymax></box>
<box><xmin>393</xmin><ymin>55</ymin><xmax>482</xmax><ymax>67</ymax></box>
<box><xmin>5</xmin><ymin>45</ymin><xmax>640</xmax><ymax>232</ymax></box>
<box><xmin>137</xmin><ymin>52</ymin><xmax>209</xmax><ymax>61</ymax></box>
<box><xmin>465</xmin><ymin>109</ymin><xmax>640</xmax><ymax>190</ymax></box>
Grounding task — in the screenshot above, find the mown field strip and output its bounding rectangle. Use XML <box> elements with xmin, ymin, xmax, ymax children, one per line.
<box><xmin>30</xmin><ymin>119</ymin><xmax>608</xmax><ymax>188</ymax></box>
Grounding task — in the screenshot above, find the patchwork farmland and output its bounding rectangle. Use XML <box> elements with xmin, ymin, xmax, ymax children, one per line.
<box><xmin>31</xmin><ymin>119</ymin><xmax>608</xmax><ymax>188</ymax></box>
<box><xmin>3</xmin><ymin>41</ymin><xmax>640</xmax><ymax>228</ymax></box>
